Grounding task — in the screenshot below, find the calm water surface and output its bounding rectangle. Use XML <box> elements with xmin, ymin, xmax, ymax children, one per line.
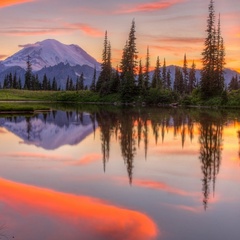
<box><xmin>0</xmin><ymin>106</ymin><xmax>240</xmax><ymax>240</ymax></box>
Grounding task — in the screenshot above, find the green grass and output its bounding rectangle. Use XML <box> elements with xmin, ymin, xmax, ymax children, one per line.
<box><xmin>1</xmin><ymin>89</ymin><xmax>240</xmax><ymax>108</ymax></box>
<box><xmin>0</xmin><ymin>102</ymin><xmax>51</xmax><ymax>112</ymax></box>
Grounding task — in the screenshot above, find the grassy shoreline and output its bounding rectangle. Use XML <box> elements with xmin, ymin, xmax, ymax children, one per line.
<box><xmin>0</xmin><ymin>89</ymin><xmax>240</xmax><ymax>110</ymax></box>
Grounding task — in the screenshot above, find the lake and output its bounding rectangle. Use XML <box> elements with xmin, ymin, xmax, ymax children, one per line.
<box><xmin>0</xmin><ymin>105</ymin><xmax>240</xmax><ymax>240</ymax></box>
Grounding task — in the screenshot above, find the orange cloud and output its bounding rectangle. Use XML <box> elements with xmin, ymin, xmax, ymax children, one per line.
<box><xmin>117</xmin><ymin>0</ymin><xmax>185</xmax><ymax>14</ymax></box>
<box><xmin>0</xmin><ymin>178</ymin><xmax>158</xmax><ymax>240</ymax></box>
<box><xmin>0</xmin><ymin>22</ymin><xmax>103</xmax><ymax>37</ymax></box>
<box><xmin>0</xmin><ymin>0</ymin><xmax>34</xmax><ymax>8</ymax></box>
<box><xmin>1</xmin><ymin>28</ymin><xmax>69</xmax><ymax>36</ymax></box>
<box><xmin>0</xmin><ymin>54</ymin><xmax>8</xmax><ymax>59</ymax></box>
<box><xmin>65</xmin><ymin>23</ymin><xmax>104</xmax><ymax>37</ymax></box>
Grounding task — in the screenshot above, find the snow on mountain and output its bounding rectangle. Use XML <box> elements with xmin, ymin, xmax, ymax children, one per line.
<box><xmin>3</xmin><ymin>39</ymin><xmax>100</xmax><ymax>71</ymax></box>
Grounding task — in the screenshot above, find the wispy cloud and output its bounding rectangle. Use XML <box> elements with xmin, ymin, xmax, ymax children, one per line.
<box><xmin>117</xmin><ymin>0</ymin><xmax>185</xmax><ymax>14</ymax></box>
<box><xmin>64</xmin><ymin>23</ymin><xmax>104</xmax><ymax>37</ymax></box>
<box><xmin>0</xmin><ymin>22</ymin><xmax>103</xmax><ymax>37</ymax></box>
<box><xmin>0</xmin><ymin>0</ymin><xmax>34</xmax><ymax>8</ymax></box>
<box><xmin>0</xmin><ymin>27</ymin><xmax>69</xmax><ymax>36</ymax></box>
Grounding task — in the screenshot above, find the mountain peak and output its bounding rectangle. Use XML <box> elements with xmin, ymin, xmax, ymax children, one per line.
<box><xmin>3</xmin><ymin>39</ymin><xmax>100</xmax><ymax>71</ymax></box>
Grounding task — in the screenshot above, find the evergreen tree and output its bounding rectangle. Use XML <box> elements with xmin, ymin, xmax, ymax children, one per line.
<box><xmin>143</xmin><ymin>46</ymin><xmax>150</xmax><ymax>91</ymax></box>
<box><xmin>120</xmin><ymin>19</ymin><xmax>138</xmax><ymax>101</ymax></box>
<box><xmin>24</xmin><ymin>55</ymin><xmax>32</xmax><ymax>90</ymax></box>
<box><xmin>66</xmin><ymin>76</ymin><xmax>70</xmax><ymax>90</ymax></box>
<box><xmin>166</xmin><ymin>69</ymin><xmax>171</xmax><ymax>90</ymax></box>
<box><xmin>151</xmin><ymin>56</ymin><xmax>161</xmax><ymax>89</ymax></box>
<box><xmin>162</xmin><ymin>58</ymin><xmax>167</xmax><ymax>89</ymax></box>
<box><xmin>3</xmin><ymin>74</ymin><xmax>9</xmax><ymax>89</ymax></box>
<box><xmin>18</xmin><ymin>77</ymin><xmax>22</xmax><ymax>89</ymax></box>
<box><xmin>13</xmin><ymin>73</ymin><xmax>17</xmax><ymax>89</ymax></box>
<box><xmin>183</xmin><ymin>54</ymin><xmax>189</xmax><ymax>93</ymax></box>
<box><xmin>138</xmin><ymin>59</ymin><xmax>144</xmax><ymax>92</ymax></box>
<box><xmin>228</xmin><ymin>74</ymin><xmax>239</xmax><ymax>91</ymax></box>
<box><xmin>189</xmin><ymin>61</ymin><xmax>197</xmax><ymax>93</ymax></box>
<box><xmin>215</xmin><ymin>14</ymin><xmax>225</xmax><ymax>94</ymax></box>
<box><xmin>174</xmin><ymin>66</ymin><xmax>184</xmax><ymax>94</ymax></box>
<box><xmin>90</xmin><ymin>66</ymin><xmax>97</xmax><ymax>91</ymax></box>
<box><xmin>9</xmin><ymin>73</ymin><xmax>13</xmax><ymax>88</ymax></box>
<box><xmin>52</xmin><ymin>77</ymin><xmax>57</xmax><ymax>91</ymax></box>
<box><xmin>79</xmin><ymin>73</ymin><xmax>84</xmax><ymax>90</ymax></box>
<box><xmin>110</xmin><ymin>66</ymin><xmax>120</xmax><ymax>93</ymax></box>
<box><xmin>42</xmin><ymin>74</ymin><xmax>48</xmax><ymax>90</ymax></box>
<box><xmin>96</xmin><ymin>31</ymin><xmax>112</xmax><ymax>94</ymax></box>
<box><xmin>201</xmin><ymin>0</ymin><xmax>225</xmax><ymax>98</ymax></box>
<box><xmin>69</xmin><ymin>78</ymin><xmax>74</xmax><ymax>91</ymax></box>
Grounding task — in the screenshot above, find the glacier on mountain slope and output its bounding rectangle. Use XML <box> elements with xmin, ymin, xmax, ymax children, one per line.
<box><xmin>3</xmin><ymin>39</ymin><xmax>100</xmax><ymax>71</ymax></box>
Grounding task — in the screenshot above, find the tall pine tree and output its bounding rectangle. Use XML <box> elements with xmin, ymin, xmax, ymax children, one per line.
<box><xmin>151</xmin><ymin>56</ymin><xmax>161</xmax><ymax>89</ymax></box>
<box><xmin>120</xmin><ymin>19</ymin><xmax>138</xmax><ymax>101</ymax></box>
<box><xmin>201</xmin><ymin>0</ymin><xmax>225</xmax><ymax>98</ymax></box>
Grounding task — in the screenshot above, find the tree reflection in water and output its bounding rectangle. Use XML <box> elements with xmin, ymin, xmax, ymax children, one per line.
<box><xmin>198</xmin><ymin>111</ymin><xmax>225</xmax><ymax>210</ymax></box>
<box><xmin>2</xmin><ymin>106</ymin><xmax>240</xmax><ymax>211</ymax></box>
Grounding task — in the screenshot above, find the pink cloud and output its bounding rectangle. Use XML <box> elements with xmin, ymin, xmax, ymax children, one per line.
<box><xmin>65</xmin><ymin>23</ymin><xmax>104</xmax><ymax>37</ymax></box>
<box><xmin>117</xmin><ymin>0</ymin><xmax>185</xmax><ymax>14</ymax></box>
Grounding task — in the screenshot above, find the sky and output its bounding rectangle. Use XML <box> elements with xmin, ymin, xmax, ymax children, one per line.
<box><xmin>0</xmin><ymin>0</ymin><xmax>239</xmax><ymax>72</ymax></box>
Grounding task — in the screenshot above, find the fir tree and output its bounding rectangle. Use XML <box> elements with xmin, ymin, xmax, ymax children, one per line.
<box><xmin>138</xmin><ymin>59</ymin><xmax>144</xmax><ymax>92</ymax></box>
<box><xmin>96</xmin><ymin>31</ymin><xmax>112</xmax><ymax>94</ymax></box>
<box><xmin>79</xmin><ymin>73</ymin><xmax>84</xmax><ymax>90</ymax></box>
<box><xmin>13</xmin><ymin>73</ymin><xmax>17</xmax><ymax>89</ymax></box>
<box><xmin>24</xmin><ymin>55</ymin><xmax>32</xmax><ymax>90</ymax></box>
<box><xmin>90</xmin><ymin>66</ymin><xmax>97</xmax><ymax>92</ymax></box>
<box><xmin>143</xmin><ymin>46</ymin><xmax>150</xmax><ymax>91</ymax></box>
<box><xmin>120</xmin><ymin>19</ymin><xmax>138</xmax><ymax>101</ymax></box>
<box><xmin>162</xmin><ymin>58</ymin><xmax>167</xmax><ymax>89</ymax></box>
<box><xmin>66</xmin><ymin>76</ymin><xmax>70</xmax><ymax>90</ymax></box>
<box><xmin>174</xmin><ymin>66</ymin><xmax>184</xmax><ymax>94</ymax></box>
<box><xmin>52</xmin><ymin>77</ymin><xmax>57</xmax><ymax>91</ymax></box>
<box><xmin>215</xmin><ymin>14</ymin><xmax>225</xmax><ymax>94</ymax></box>
<box><xmin>201</xmin><ymin>0</ymin><xmax>225</xmax><ymax>98</ymax></box>
<box><xmin>69</xmin><ymin>78</ymin><xmax>74</xmax><ymax>91</ymax></box>
<box><xmin>189</xmin><ymin>61</ymin><xmax>197</xmax><ymax>93</ymax></box>
<box><xmin>110</xmin><ymin>66</ymin><xmax>120</xmax><ymax>93</ymax></box>
<box><xmin>151</xmin><ymin>56</ymin><xmax>161</xmax><ymax>89</ymax></box>
<box><xmin>166</xmin><ymin>69</ymin><xmax>171</xmax><ymax>90</ymax></box>
<box><xmin>42</xmin><ymin>74</ymin><xmax>48</xmax><ymax>90</ymax></box>
<box><xmin>228</xmin><ymin>74</ymin><xmax>239</xmax><ymax>91</ymax></box>
<box><xmin>183</xmin><ymin>54</ymin><xmax>189</xmax><ymax>94</ymax></box>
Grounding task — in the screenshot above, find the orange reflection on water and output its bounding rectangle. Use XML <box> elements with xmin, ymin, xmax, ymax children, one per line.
<box><xmin>0</xmin><ymin>178</ymin><xmax>158</xmax><ymax>240</ymax></box>
<box><xmin>133</xmin><ymin>179</ymin><xmax>200</xmax><ymax>198</ymax></box>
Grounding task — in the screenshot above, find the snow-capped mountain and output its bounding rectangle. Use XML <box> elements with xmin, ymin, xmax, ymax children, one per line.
<box><xmin>3</xmin><ymin>39</ymin><xmax>100</xmax><ymax>71</ymax></box>
<box><xmin>0</xmin><ymin>111</ymin><xmax>97</xmax><ymax>150</ymax></box>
